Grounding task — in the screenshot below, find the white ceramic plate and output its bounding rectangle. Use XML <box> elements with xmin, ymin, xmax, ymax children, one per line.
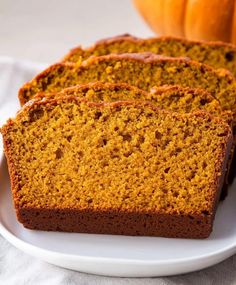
<box><xmin>0</xmin><ymin>149</ymin><xmax>236</xmax><ymax>277</ymax></box>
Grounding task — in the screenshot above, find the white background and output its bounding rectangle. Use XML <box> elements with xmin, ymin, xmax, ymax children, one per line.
<box><xmin>0</xmin><ymin>0</ymin><xmax>153</xmax><ymax>63</ymax></box>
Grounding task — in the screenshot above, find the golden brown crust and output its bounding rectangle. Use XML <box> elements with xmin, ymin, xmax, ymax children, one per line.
<box><xmin>79</xmin><ymin>53</ymin><xmax>235</xmax><ymax>82</ymax></box>
<box><xmin>83</xmin><ymin>52</ymin><xmax>191</xmax><ymax>65</ymax></box>
<box><xmin>106</xmin><ymin>34</ymin><xmax>236</xmax><ymax>49</ymax></box>
<box><xmin>62</xmin><ymin>33</ymin><xmax>236</xmax><ymax>63</ymax></box>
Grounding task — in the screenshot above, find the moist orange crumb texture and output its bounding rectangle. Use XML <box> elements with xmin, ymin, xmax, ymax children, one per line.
<box><xmin>2</xmin><ymin>99</ymin><xmax>231</xmax><ymax>216</ymax></box>
<box><xmin>39</xmin><ymin>83</ymin><xmax>225</xmax><ymax>119</ymax></box>
<box><xmin>19</xmin><ymin>56</ymin><xmax>236</xmax><ymax>123</ymax></box>
<box><xmin>63</xmin><ymin>35</ymin><xmax>236</xmax><ymax>77</ymax></box>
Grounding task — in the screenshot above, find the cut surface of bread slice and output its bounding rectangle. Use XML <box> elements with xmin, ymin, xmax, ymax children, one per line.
<box><xmin>33</xmin><ymin>82</ymin><xmax>234</xmax><ymax>198</ymax></box>
<box><xmin>62</xmin><ymin>34</ymin><xmax>236</xmax><ymax>77</ymax></box>
<box><xmin>1</xmin><ymin>97</ymin><xmax>232</xmax><ymax>238</ymax></box>
<box><xmin>34</xmin><ymin>82</ymin><xmax>229</xmax><ymax>121</ymax></box>
<box><xmin>19</xmin><ymin>53</ymin><xmax>236</xmax><ymax>129</ymax></box>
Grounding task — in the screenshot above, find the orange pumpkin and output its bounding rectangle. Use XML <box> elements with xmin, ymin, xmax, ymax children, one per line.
<box><xmin>133</xmin><ymin>0</ymin><xmax>236</xmax><ymax>44</ymax></box>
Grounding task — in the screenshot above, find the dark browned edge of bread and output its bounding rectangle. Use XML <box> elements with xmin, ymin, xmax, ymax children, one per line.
<box><xmin>62</xmin><ymin>33</ymin><xmax>236</xmax><ymax>63</ymax></box>
<box><xmin>1</xmin><ymin>97</ymin><xmax>233</xmax><ymax>238</ymax></box>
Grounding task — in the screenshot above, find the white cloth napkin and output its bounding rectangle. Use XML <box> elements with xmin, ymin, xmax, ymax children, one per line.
<box><xmin>0</xmin><ymin>57</ymin><xmax>236</xmax><ymax>285</ymax></box>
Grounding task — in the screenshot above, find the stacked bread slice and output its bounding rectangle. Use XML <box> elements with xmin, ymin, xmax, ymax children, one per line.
<box><xmin>62</xmin><ymin>34</ymin><xmax>236</xmax><ymax>77</ymax></box>
<box><xmin>2</xmin><ymin>35</ymin><xmax>236</xmax><ymax>239</ymax></box>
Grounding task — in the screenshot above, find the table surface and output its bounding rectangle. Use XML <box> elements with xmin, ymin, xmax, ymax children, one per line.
<box><xmin>1</xmin><ymin>0</ymin><xmax>236</xmax><ymax>284</ymax></box>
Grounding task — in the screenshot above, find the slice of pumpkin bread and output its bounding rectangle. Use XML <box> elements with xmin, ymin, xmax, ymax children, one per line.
<box><xmin>18</xmin><ymin>53</ymin><xmax>236</xmax><ymax>128</ymax></box>
<box><xmin>34</xmin><ymin>82</ymin><xmax>234</xmax><ymax>199</ymax></box>
<box><xmin>62</xmin><ymin>34</ymin><xmax>236</xmax><ymax>77</ymax></box>
<box><xmin>35</xmin><ymin>82</ymin><xmax>228</xmax><ymax>121</ymax></box>
<box><xmin>1</xmin><ymin>97</ymin><xmax>232</xmax><ymax>238</ymax></box>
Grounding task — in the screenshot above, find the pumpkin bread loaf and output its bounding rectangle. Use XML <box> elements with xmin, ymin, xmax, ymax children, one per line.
<box><xmin>1</xmin><ymin>96</ymin><xmax>232</xmax><ymax>238</ymax></box>
<box><xmin>62</xmin><ymin>34</ymin><xmax>236</xmax><ymax>77</ymax></box>
<box><xmin>19</xmin><ymin>53</ymin><xmax>236</xmax><ymax>127</ymax></box>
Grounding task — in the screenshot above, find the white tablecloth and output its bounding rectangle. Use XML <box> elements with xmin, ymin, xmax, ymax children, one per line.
<box><xmin>1</xmin><ymin>57</ymin><xmax>236</xmax><ymax>285</ymax></box>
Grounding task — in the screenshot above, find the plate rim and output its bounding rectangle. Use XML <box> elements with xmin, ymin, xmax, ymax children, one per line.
<box><xmin>1</xmin><ymin>145</ymin><xmax>236</xmax><ymax>274</ymax></box>
<box><xmin>1</xmin><ymin>212</ymin><xmax>236</xmax><ymax>266</ymax></box>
